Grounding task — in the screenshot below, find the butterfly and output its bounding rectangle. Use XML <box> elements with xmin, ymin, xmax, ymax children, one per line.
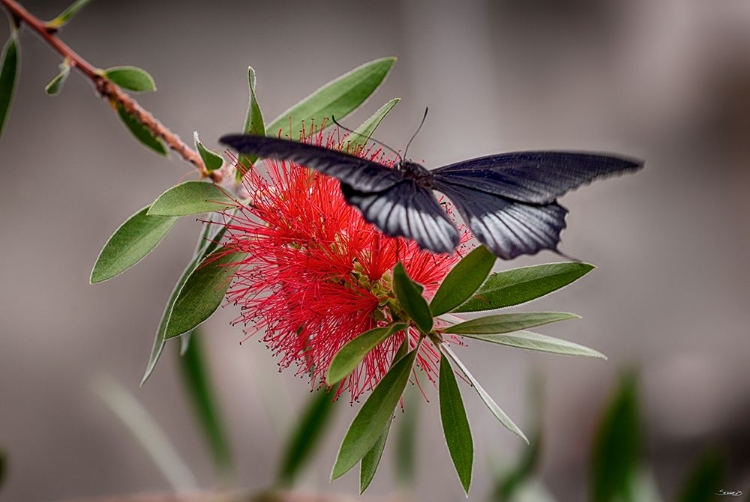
<box><xmin>220</xmin><ymin>133</ymin><xmax>643</xmax><ymax>259</ymax></box>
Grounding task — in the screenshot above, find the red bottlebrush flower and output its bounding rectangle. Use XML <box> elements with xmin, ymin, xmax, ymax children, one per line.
<box><xmin>221</xmin><ymin>128</ymin><xmax>467</xmax><ymax>401</ymax></box>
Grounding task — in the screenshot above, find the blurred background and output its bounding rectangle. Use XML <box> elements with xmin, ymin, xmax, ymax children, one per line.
<box><xmin>1</xmin><ymin>0</ymin><xmax>750</xmax><ymax>500</ymax></box>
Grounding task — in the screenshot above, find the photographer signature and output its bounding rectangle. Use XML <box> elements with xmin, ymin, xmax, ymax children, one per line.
<box><xmin>716</xmin><ymin>489</ymin><xmax>742</xmax><ymax>497</ymax></box>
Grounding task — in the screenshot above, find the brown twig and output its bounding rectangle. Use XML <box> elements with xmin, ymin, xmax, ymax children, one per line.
<box><xmin>1</xmin><ymin>0</ymin><xmax>222</xmax><ymax>182</ymax></box>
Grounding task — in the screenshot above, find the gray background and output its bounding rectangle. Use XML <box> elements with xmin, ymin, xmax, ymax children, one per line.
<box><xmin>1</xmin><ymin>0</ymin><xmax>750</xmax><ymax>500</ymax></box>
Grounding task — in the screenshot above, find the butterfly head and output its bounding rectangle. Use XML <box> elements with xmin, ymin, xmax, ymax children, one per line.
<box><xmin>396</xmin><ymin>160</ymin><xmax>433</xmax><ymax>184</ymax></box>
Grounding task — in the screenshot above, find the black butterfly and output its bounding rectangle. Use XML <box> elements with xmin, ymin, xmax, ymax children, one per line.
<box><xmin>220</xmin><ymin>134</ymin><xmax>643</xmax><ymax>259</ymax></box>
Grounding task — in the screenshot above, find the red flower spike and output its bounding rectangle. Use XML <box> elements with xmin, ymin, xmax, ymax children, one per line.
<box><xmin>221</xmin><ymin>128</ymin><xmax>468</xmax><ymax>401</ymax></box>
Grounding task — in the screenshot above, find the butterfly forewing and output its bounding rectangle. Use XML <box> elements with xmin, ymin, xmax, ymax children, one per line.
<box><xmin>220</xmin><ymin>134</ymin><xmax>403</xmax><ymax>192</ymax></box>
<box><xmin>435</xmin><ymin>181</ymin><xmax>568</xmax><ymax>259</ymax></box>
<box><xmin>220</xmin><ymin>133</ymin><xmax>643</xmax><ymax>260</ymax></box>
<box><xmin>433</xmin><ymin>152</ymin><xmax>642</xmax><ymax>204</ymax></box>
<box><xmin>341</xmin><ymin>181</ymin><xmax>460</xmax><ymax>254</ymax></box>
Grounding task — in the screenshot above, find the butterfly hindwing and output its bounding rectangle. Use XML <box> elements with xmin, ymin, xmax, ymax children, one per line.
<box><xmin>220</xmin><ymin>134</ymin><xmax>403</xmax><ymax>192</ymax></box>
<box><xmin>434</xmin><ymin>180</ymin><xmax>567</xmax><ymax>260</ymax></box>
<box><xmin>433</xmin><ymin>152</ymin><xmax>642</xmax><ymax>204</ymax></box>
<box><xmin>341</xmin><ymin>180</ymin><xmax>460</xmax><ymax>254</ymax></box>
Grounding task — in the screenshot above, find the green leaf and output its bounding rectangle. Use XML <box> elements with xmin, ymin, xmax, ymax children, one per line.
<box><xmin>48</xmin><ymin>0</ymin><xmax>94</xmax><ymax>28</ymax></box>
<box><xmin>360</xmin><ymin>424</ymin><xmax>391</xmax><ymax>494</ymax></box>
<box><xmin>455</xmin><ymin>262</ymin><xmax>595</xmax><ymax>313</ymax></box>
<box><xmin>165</xmin><ymin>247</ymin><xmax>243</xmax><ymax>338</ymax></box>
<box><xmin>441</xmin><ymin>345</ymin><xmax>527</xmax><ymax>442</ymax></box>
<box><xmin>244</xmin><ymin>66</ymin><xmax>265</xmax><ymax>136</ymax></box>
<box><xmin>394</xmin><ymin>393</ymin><xmax>417</xmax><ymax>489</ymax></box>
<box><xmin>439</xmin><ymin>354</ymin><xmax>473</xmax><ymax>495</ymax></box>
<box><xmin>148</xmin><ymin>181</ymin><xmax>235</xmax><ymax>216</ymax></box>
<box><xmin>676</xmin><ymin>450</ymin><xmax>725</xmax><ymax>502</ymax></box>
<box><xmin>94</xmin><ymin>375</ymin><xmax>197</xmax><ymax>490</ymax></box>
<box><xmin>445</xmin><ymin>312</ymin><xmax>578</xmax><ymax>335</ymax></box>
<box><xmin>277</xmin><ymin>389</ymin><xmax>336</xmax><ymax>487</ymax></box>
<box><xmin>342</xmin><ymin>98</ymin><xmax>400</xmax><ymax>154</ymax></box>
<box><xmin>491</xmin><ymin>374</ymin><xmax>543</xmax><ymax>501</ymax></box>
<box><xmin>266</xmin><ymin>57</ymin><xmax>396</xmax><ymax>140</ymax></box>
<box><xmin>236</xmin><ymin>66</ymin><xmax>266</xmax><ymax>181</ymax></box>
<box><xmin>359</xmin><ymin>334</ymin><xmax>410</xmax><ymax>494</ymax></box>
<box><xmin>141</xmin><ymin>220</ymin><xmax>229</xmax><ymax>385</ymax></box>
<box><xmin>431</xmin><ymin>245</ymin><xmax>496</xmax><ymax>316</ymax></box>
<box><xmin>332</xmin><ymin>346</ymin><xmax>418</xmax><ymax>480</ymax></box>
<box><xmin>193</xmin><ymin>132</ymin><xmax>224</xmax><ymax>172</ymax></box>
<box><xmin>0</xmin><ymin>32</ymin><xmax>20</xmax><ymax>139</ymax></box>
<box><xmin>45</xmin><ymin>61</ymin><xmax>71</xmax><ymax>95</ymax></box>
<box><xmin>590</xmin><ymin>371</ymin><xmax>641</xmax><ymax>502</ymax></box>
<box><xmin>90</xmin><ymin>206</ymin><xmax>177</xmax><ymax>283</ymax></box>
<box><xmin>393</xmin><ymin>262</ymin><xmax>433</xmax><ymax>333</ymax></box>
<box><xmin>116</xmin><ymin>102</ymin><xmax>168</xmax><ymax>155</ymax></box>
<box><xmin>104</xmin><ymin>66</ymin><xmax>156</xmax><ymax>92</ymax></box>
<box><xmin>178</xmin><ymin>329</ymin><xmax>232</xmax><ymax>479</ymax></box>
<box><xmin>327</xmin><ymin>323</ymin><xmax>407</xmax><ymax>385</ymax></box>
<box><xmin>0</xmin><ymin>447</ymin><xmax>6</xmax><ymax>491</ymax></box>
<box><xmin>459</xmin><ymin>330</ymin><xmax>605</xmax><ymax>359</ymax></box>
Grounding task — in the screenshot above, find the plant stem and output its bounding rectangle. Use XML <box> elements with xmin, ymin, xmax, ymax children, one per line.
<box><xmin>1</xmin><ymin>0</ymin><xmax>222</xmax><ymax>182</ymax></box>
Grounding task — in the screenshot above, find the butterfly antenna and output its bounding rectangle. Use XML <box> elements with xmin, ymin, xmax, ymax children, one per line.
<box><xmin>553</xmin><ymin>248</ymin><xmax>582</xmax><ymax>263</ymax></box>
<box><xmin>403</xmin><ymin>107</ymin><xmax>429</xmax><ymax>160</ymax></box>
<box><xmin>331</xmin><ymin>116</ymin><xmax>403</xmax><ymax>162</ymax></box>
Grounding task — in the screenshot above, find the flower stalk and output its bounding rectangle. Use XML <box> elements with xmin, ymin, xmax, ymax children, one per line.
<box><xmin>0</xmin><ymin>0</ymin><xmax>220</xmax><ymax>181</ymax></box>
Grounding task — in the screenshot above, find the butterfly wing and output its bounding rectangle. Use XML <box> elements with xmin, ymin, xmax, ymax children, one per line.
<box><xmin>433</xmin><ymin>181</ymin><xmax>567</xmax><ymax>259</ymax></box>
<box><xmin>341</xmin><ymin>181</ymin><xmax>460</xmax><ymax>254</ymax></box>
<box><xmin>221</xmin><ymin>133</ymin><xmax>459</xmax><ymax>254</ymax></box>
<box><xmin>220</xmin><ymin>134</ymin><xmax>404</xmax><ymax>192</ymax></box>
<box><xmin>433</xmin><ymin>152</ymin><xmax>643</xmax><ymax>204</ymax></box>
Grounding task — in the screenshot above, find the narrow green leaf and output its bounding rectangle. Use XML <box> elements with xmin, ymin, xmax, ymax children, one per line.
<box><xmin>277</xmin><ymin>389</ymin><xmax>336</xmax><ymax>487</ymax></box>
<box><xmin>182</xmin><ymin>220</ymin><xmax>230</xmax><ymax>357</ymax></box>
<box><xmin>165</xmin><ymin>247</ymin><xmax>243</xmax><ymax>338</ymax></box>
<box><xmin>94</xmin><ymin>375</ymin><xmax>197</xmax><ymax>490</ymax></box>
<box><xmin>45</xmin><ymin>61</ymin><xmax>71</xmax><ymax>95</ymax></box>
<box><xmin>327</xmin><ymin>323</ymin><xmax>407</xmax><ymax>385</ymax></box>
<box><xmin>342</xmin><ymin>98</ymin><xmax>400</xmax><ymax>154</ymax></box>
<box><xmin>431</xmin><ymin>245</ymin><xmax>496</xmax><ymax>317</ymax></box>
<box><xmin>90</xmin><ymin>206</ymin><xmax>177</xmax><ymax>283</ymax></box>
<box><xmin>359</xmin><ymin>333</ymin><xmax>411</xmax><ymax>494</ymax></box>
<box><xmin>193</xmin><ymin>132</ymin><xmax>224</xmax><ymax>172</ymax></box>
<box><xmin>455</xmin><ymin>262</ymin><xmax>595</xmax><ymax>313</ymax></box>
<box><xmin>244</xmin><ymin>66</ymin><xmax>265</xmax><ymax>136</ymax></box>
<box><xmin>590</xmin><ymin>371</ymin><xmax>641</xmax><ymax>502</ymax></box>
<box><xmin>491</xmin><ymin>374</ymin><xmax>543</xmax><ymax>501</ymax></box>
<box><xmin>676</xmin><ymin>450</ymin><xmax>725</xmax><ymax>502</ymax></box>
<box><xmin>332</xmin><ymin>347</ymin><xmax>418</xmax><ymax>480</ymax></box>
<box><xmin>116</xmin><ymin>103</ymin><xmax>168</xmax><ymax>155</ymax></box>
<box><xmin>0</xmin><ymin>33</ymin><xmax>20</xmax><ymax>139</ymax></box>
<box><xmin>445</xmin><ymin>312</ymin><xmax>578</xmax><ymax>335</ymax></box>
<box><xmin>48</xmin><ymin>0</ymin><xmax>94</xmax><ymax>28</ymax></box>
<box><xmin>266</xmin><ymin>57</ymin><xmax>396</xmax><ymax>140</ymax></box>
<box><xmin>441</xmin><ymin>345</ymin><xmax>527</xmax><ymax>442</ymax></box>
<box><xmin>459</xmin><ymin>330</ymin><xmax>605</xmax><ymax>359</ymax></box>
<box><xmin>143</xmin><ymin>270</ymin><xmax>189</xmax><ymax>385</ymax></box>
<box><xmin>148</xmin><ymin>181</ymin><xmax>235</xmax><ymax>216</ymax></box>
<box><xmin>236</xmin><ymin>66</ymin><xmax>266</xmax><ymax>181</ymax></box>
<box><xmin>360</xmin><ymin>424</ymin><xmax>391</xmax><ymax>494</ymax></box>
<box><xmin>629</xmin><ymin>470</ymin><xmax>665</xmax><ymax>502</ymax></box>
<box><xmin>0</xmin><ymin>447</ymin><xmax>6</xmax><ymax>491</ymax></box>
<box><xmin>394</xmin><ymin>392</ymin><xmax>417</xmax><ymax>489</ymax></box>
<box><xmin>178</xmin><ymin>329</ymin><xmax>233</xmax><ymax>479</ymax></box>
<box><xmin>142</xmin><ymin>219</ymin><xmax>229</xmax><ymax>385</ymax></box>
<box><xmin>393</xmin><ymin>262</ymin><xmax>433</xmax><ymax>333</ymax></box>
<box><xmin>104</xmin><ymin>66</ymin><xmax>156</xmax><ymax>92</ymax></box>
<box><xmin>439</xmin><ymin>354</ymin><xmax>473</xmax><ymax>495</ymax></box>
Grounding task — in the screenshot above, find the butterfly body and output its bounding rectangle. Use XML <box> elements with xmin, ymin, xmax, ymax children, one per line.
<box><xmin>220</xmin><ymin>133</ymin><xmax>643</xmax><ymax>260</ymax></box>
